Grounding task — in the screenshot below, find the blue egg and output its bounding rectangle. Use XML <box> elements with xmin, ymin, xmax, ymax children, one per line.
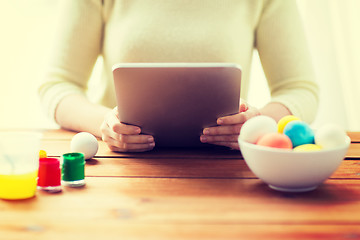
<box><xmin>283</xmin><ymin>121</ymin><xmax>315</xmax><ymax>148</ymax></box>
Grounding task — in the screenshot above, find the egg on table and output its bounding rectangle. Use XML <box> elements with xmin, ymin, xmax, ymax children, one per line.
<box><xmin>70</xmin><ymin>132</ymin><xmax>99</xmax><ymax>160</ymax></box>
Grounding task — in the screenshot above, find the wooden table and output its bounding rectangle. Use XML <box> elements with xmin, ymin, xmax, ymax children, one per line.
<box><xmin>1</xmin><ymin>129</ymin><xmax>360</xmax><ymax>240</ymax></box>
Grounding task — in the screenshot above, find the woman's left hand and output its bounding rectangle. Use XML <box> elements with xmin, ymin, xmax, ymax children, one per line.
<box><xmin>200</xmin><ymin>100</ymin><xmax>261</xmax><ymax>149</ymax></box>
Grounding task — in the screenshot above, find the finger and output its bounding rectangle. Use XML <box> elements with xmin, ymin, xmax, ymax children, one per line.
<box><xmin>105</xmin><ymin>110</ymin><xmax>140</xmax><ymax>135</ymax></box>
<box><xmin>218</xmin><ymin>107</ymin><xmax>260</xmax><ymax>125</ymax></box>
<box><xmin>105</xmin><ymin>108</ymin><xmax>121</xmax><ymax>128</ymax></box>
<box><xmin>104</xmin><ymin>133</ymin><xmax>155</xmax><ymax>148</ymax></box>
<box><xmin>117</xmin><ymin>134</ymin><xmax>154</xmax><ymax>144</ymax></box>
<box><xmin>105</xmin><ymin>136</ymin><xmax>155</xmax><ymax>152</ymax></box>
<box><xmin>217</xmin><ymin>112</ymin><xmax>246</xmax><ymax>125</ymax></box>
<box><xmin>109</xmin><ymin>145</ymin><xmax>155</xmax><ymax>153</ymax></box>
<box><xmin>203</xmin><ymin>124</ymin><xmax>241</xmax><ymax>136</ymax></box>
<box><xmin>113</xmin><ymin>122</ymin><xmax>141</xmax><ymax>135</ymax></box>
<box><xmin>200</xmin><ymin>134</ymin><xmax>238</xmax><ymax>143</ymax></box>
<box><xmin>209</xmin><ymin>141</ymin><xmax>240</xmax><ymax>150</ymax></box>
<box><xmin>101</xmin><ymin>123</ymin><xmax>118</xmax><ymax>141</ymax></box>
<box><xmin>101</xmin><ymin>122</ymin><xmax>128</xmax><ymax>142</ymax></box>
<box><xmin>102</xmin><ymin>124</ymin><xmax>154</xmax><ymax>144</ymax></box>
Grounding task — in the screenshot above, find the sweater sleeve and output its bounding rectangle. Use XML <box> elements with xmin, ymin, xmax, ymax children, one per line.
<box><xmin>38</xmin><ymin>0</ymin><xmax>103</xmax><ymax>123</ymax></box>
<box><xmin>255</xmin><ymin>0</ymin><xmax>319</xmax><ymax>123</ymax></box>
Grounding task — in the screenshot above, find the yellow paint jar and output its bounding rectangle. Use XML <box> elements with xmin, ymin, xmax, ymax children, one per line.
<box><xmin>0</xmin><ymin>132</ymin><xmax>41</xmax><ymax>200</ymax></box>
<box><xmin>0</xmin><ymin>170</ymin><xmax>38</xmax><ymax>200</ymax></box>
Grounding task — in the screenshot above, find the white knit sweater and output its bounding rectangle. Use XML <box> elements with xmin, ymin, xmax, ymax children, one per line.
<box><xmin>39</xmin><ymin>0</ymin><xmax>319</xmax><ymax>123</ymax></box>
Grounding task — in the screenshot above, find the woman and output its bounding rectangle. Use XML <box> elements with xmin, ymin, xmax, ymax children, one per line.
<box><xmin>38</xmin><ymin>0</ymin><xmax>319</xmax><ymax>152</ymax></box>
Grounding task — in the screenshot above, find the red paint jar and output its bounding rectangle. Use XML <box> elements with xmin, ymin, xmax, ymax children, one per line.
<box><xmin>37</xmin><ymin>157</ymin><xmax>62</xmax><ymax>193</ymax></box>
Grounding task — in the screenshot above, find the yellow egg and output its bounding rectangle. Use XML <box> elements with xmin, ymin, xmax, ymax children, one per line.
<box><xmin>293</xmin><ymin>144</ymin><xmax>322</xmax><ymax>152</ymax></box>
<box><xmin>39</xmin><ymin>150</ymin><xmax>47</xmax><ymax>158</ymax></box>
<box><xmin>278</xmin><ymin>115</ymin><xmax>301</xmax><ymax>133</ymax></box>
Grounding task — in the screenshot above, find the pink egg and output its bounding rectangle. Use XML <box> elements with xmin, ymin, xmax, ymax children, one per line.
<box><xmin>256</xmin><ymin>133</ymin><xmax>293</xmax><ymax>149</ymax></box>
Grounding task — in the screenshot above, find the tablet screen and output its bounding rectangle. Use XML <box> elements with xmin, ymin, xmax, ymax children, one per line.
<box><xmin>113</xmin><ymin>63</ymin><xmax>241</xmax><ymax>147</ymax></box>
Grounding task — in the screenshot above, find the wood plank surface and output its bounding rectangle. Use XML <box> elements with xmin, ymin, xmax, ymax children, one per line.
<box><xmin>4</xmin><ymin>178</ymin><xmax>360</xmax><ymax>222</ymax></box>
<box><xmin>39</xmin><ymin>138</ymin><xmax>360</xmax><ymax>179</ymax></box>
<box><xmin>348</xmin><ymin>132</ymin><xmax>360</xmax><ymax>143</ymax></box>
<box><xmin>83</xmin><ymin>157</ymin><xmax>360</xmax><ymax>179</ymax></box>
<box><xmin>1</xmin><ymin>129</ymin><xmax>360</xmax><ymax>240</ymax></box>
<box><xmin>40</xmin><ymin>139</ymin><xmax>360</xmax><ymax>159</ymax></box>
<box><xmin>40</xmin><ymin>139</ymin><xmax>243</xmax><ymax>159</ymax></box>
<box><xmin>2</xmin><ymin>129</ymin><xmax>359</xmax><ymax>159</ymax></box>
<box><xmin>1</xmin><ymin>177</ymin><xmax>360</xmax><ymax>240</ymax></box>
<box><xmin>1</xmin><ymin>224</ymin><xmax>360</xmax><ymax>240</ymax></box>
<box><xmin>346</xmin><ymin>143</ymin><xmax>360</xmax><ymax>159</ymax></box>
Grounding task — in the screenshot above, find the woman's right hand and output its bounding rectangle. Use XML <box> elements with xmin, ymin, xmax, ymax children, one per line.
<box><xmin>100</xmin><ymin>107</ymin><xmax>155</xmax><ymax>152</ymax></box>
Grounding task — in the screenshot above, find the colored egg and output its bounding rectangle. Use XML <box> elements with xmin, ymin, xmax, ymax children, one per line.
<box><xmin>257</xmin><ymin>132</ymin><xmax>293</xmax><ymax>149</ymax></box>
<box><xmin>239</xmin><ymin>116</ymin><xmax>277</xmax><ymax>144</ymax></box>
<box><xmin>277</xmin><ymin>115</ymin><xmax>301</xmax><ymax>133</ymax></box>
<box><xmin>315</xmin><ymin>124</ymin><xmax>348</xmax><ymax>149</ymax></box>
<box><xmin>293</xmin><ymin>144</ymin><xmax>322</xmax><ymax>152</ymax></box>
<box><xmin>283</xmin><ymin>121</ymin><xmax>315</xmax><ymax>148</ymax></box>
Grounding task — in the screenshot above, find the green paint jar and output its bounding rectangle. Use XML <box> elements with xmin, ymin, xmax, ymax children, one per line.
<box><xmin>62</xmin><ymin>152</ymin><xmax>85</xmax><ymax>187</ymax></box>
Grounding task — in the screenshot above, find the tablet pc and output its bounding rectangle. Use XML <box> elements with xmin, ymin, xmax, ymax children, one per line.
<box><xmin>112</xmin><ymin>63</ymin><xmax>241</xmax><ymax>147</ymax></box>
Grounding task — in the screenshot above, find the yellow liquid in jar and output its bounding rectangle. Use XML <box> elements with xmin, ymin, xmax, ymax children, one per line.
<box><xmin>0</xmin><ymin>170</ymin><xmax>38</xmax><ymax>200</ymax></box>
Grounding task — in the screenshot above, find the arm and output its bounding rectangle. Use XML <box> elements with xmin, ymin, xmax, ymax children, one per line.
<box><xmin>256</xmin><ymin>0</ymin><xmax>319</xmax><ymax>123</ymax></box>
<box><xmin>201</xmin><ymin>0</ymin><xmax>318</xmax><ymax>149</ymax></box>
<box><xmin>39</xmin><ymin>0</ymin><xmax>154</xmax><ymax>152</ymax></box>
<box><xmin>55</xmin><ymin>94</ymin><xmax>110</xmax><ymax>137</ymax></box>
<box><xmin>260</xmin><ymin>102</ymin><xmax>292</xmax><ymax>122</ymax></box>
<box><xmin>38</xmin><ymin>0</ymin><xmax>104</xmax><ymax>130</ymax></box>
<box><xmin>56</xmin><ymin>94</ymin><xmax>155</xmax><ymax>152</ymax></box>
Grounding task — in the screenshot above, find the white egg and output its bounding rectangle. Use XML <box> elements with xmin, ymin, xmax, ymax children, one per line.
<box><xmin>239</xmin><ymin>115</ymin><xmax>277</xmax><ymax>144</ymax></box>
<box><xmin>71</xmin><ymin>132</ymin><xmax>99</xmax><ymax>160</ymax></box>
<box><xmin>315</xmin><ymin>124</ymin><xmax>348</xmax><ymax>149</ymax></box>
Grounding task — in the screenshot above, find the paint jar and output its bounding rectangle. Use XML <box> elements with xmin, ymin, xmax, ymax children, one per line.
<box><xmin>37</xmin><ymin>157</ymin><xmax>62</xmax><ymax>193</ymax></box>
<box><xmin>61</xmin><ymin>152</ymin><xmax>85</xmax><ymax>187</ymax></box>
<box><xmin>0</xmin><ymin>132</ymin><xmax>42</xmax><ymax>200</ymax></box>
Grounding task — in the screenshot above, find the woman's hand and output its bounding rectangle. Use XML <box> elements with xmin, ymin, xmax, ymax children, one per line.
<box><xmin>200</xmin><ymin>100</ymin><xmax>261</xmax><ymax>150</ymax></box>
<box><xmin>100</xmin><ymin>107</ymin><xmax>155</xmax><ymax>152</ymax></box>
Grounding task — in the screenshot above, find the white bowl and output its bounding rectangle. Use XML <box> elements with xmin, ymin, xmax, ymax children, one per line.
<box><xmin>238</xmin><ymin>137</ymin><xmax>350</xmax><ymax>192</ymax></box>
